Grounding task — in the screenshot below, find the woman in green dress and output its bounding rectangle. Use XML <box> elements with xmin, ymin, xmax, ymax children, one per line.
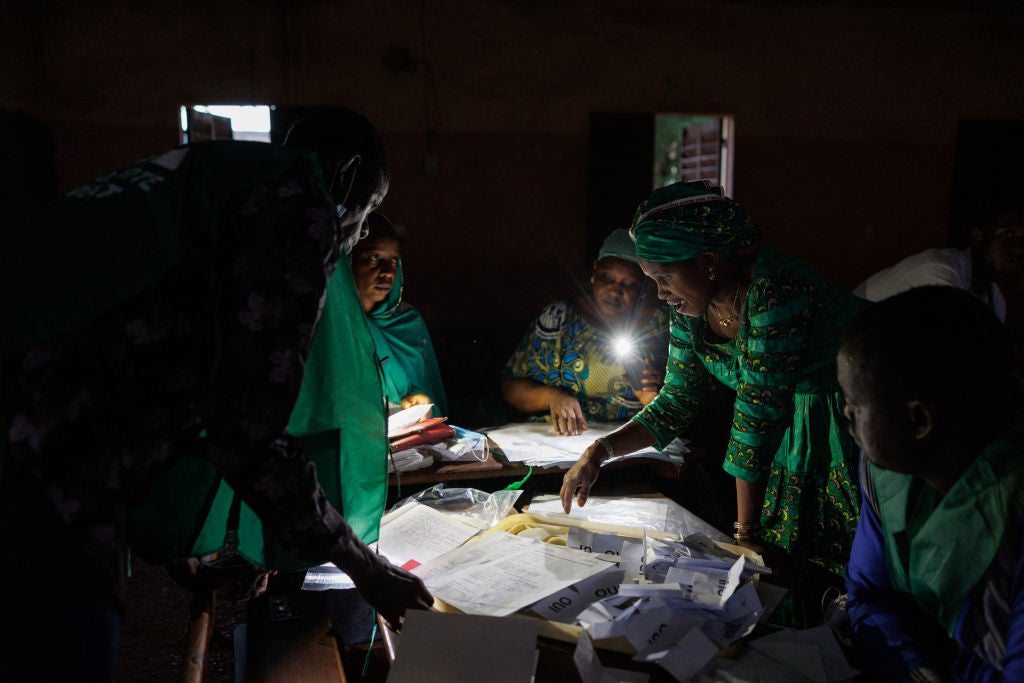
<box><xmin>560</xmin><ymin>181</ymin><xmax>864</xmax><ymax>601</ymax></box>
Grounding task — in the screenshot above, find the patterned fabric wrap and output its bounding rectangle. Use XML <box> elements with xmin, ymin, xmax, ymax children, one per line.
<box><xmin>633</xmin><ymin>246</ymin><xmax>866</xmax><ymax>573</ymax></box>
<box><xmin>629</xmin><ymin>180</ymin><xmax>761</xmax><ymax>263</ymax></box>
<box><xmin>364</xmin><ymin>259</ymin><xmax>448</xmax><ymax>416</ymax></box>
<box><xmin>503</xmin><ymin>299</ymin><xmax>670</xmax><ymax>423</ymax></box>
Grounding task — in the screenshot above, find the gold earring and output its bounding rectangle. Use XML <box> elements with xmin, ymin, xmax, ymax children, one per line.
<box><xmin>708</xmin><ymin>267</ymin><xmax>716</xmax><ymax>281</ymax></box>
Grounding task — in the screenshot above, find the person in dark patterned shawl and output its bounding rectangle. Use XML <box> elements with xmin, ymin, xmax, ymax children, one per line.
<box><xmin>0</xmin><ymin>109</ymin><xmax>431</xmax><ymax>681</ymax></box>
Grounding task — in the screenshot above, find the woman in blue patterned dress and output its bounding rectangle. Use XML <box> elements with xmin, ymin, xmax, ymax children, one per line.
<box><xmin>560</xmin><ymin>181</ymin><xmax>865</xmax><ymax>606</ymax></box>
<box><xmin>502</xmin><ymin>229</ymin><xmax>670</xmax><ymax>435</ymax></box>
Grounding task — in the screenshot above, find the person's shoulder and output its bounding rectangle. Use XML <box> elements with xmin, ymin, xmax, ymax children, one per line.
<box><xmin>749</xmin><ymin>246</ymin><xmax>824</xmax><ymax>296</ymax></box>
<box><xmin>859</xmin><ymin>248</ymin><xmax>969</xmax><ymax>299</ymax></box>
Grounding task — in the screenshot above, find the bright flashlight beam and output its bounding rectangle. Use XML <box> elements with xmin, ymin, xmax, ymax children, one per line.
<box><xmin>612</xmin><ymin>336</ymin><xmax>634</xmax><ymax>358</ymax></box>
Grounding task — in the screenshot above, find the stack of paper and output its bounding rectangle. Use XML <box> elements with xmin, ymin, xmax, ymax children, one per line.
<box><xmin>484</xmin><ymin>422</ymin><xmax>687</xmax><ymax>468</ymax></box>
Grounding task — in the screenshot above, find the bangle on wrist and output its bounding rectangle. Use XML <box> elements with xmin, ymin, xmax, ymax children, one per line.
<box><xmin>733</xmin><ymin>521</ymin><xmax>761</xmax><ymax>532</ymax></box>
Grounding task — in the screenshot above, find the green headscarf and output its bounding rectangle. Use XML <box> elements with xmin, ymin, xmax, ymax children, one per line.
<box><xmin>366</xmin><ymin>258</ymin><xmax>448</xmax><ymax>416</ymax></box>
<box><xmin>629</xmin><ymin>180</ymin><xmax>760</xmax><ymax>263</ymax></box>
<box><xmin>597</xmin><ymin>228</ymin><xmax>639</xmax><ymax>264</ymax></box>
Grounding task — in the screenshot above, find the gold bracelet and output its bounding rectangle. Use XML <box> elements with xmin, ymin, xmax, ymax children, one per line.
<box><xmin>733</xmin><ymin>521</ymin><xmax>761</xmax><ymax>531</ymax></box>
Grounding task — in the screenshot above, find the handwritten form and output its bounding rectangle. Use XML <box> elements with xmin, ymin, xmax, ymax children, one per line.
<box><xmin>484</xmin><ymin>422</ymin><xmax>686</xmax><ymax>468</ymax></box>
<box><xmin>376</xmin><ymin>501</ymin><xmax>482</xmax><ymax>569</ymax></box>
<box><xmin>301</xmin><ymin>501</ymin><xmax>479</xmax><ymax>590</ymax></box>
<box><xmin>415</xmin><ymin>530</ymin><xmax>616</xmax><ymax>617</ymax></box>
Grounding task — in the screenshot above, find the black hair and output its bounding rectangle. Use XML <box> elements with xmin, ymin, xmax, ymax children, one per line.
<box><xmin>841</xmin><ymin>286</ymin><xmax>1013</xmax><ymax>415</ymax></box>
<box><xmin>362</xmin><ymin>211</ymin><xmax>402</xmax><ymax>245</ymax></box>
<box><xmin>283</xmin><ymin>108</ymin><xmax>388</xmax><ymax>208</ymax></box>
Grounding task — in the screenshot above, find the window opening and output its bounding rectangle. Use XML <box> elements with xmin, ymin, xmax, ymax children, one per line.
<box><xmin>654</xmin><ymin>114</ymin><xmax>735</xmax><ymax>195</ymax></box>
<box><xmin>179</xmin><ymin>105</ymin><xmax>273</xmax><ymax>144</ymax></box>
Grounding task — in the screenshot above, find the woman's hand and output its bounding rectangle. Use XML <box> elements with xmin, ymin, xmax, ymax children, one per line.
<box><xmin>400</xmin><ymin>393</ymin><xmax>432</xmax><ymax>409</ymax></box>
<box><xmin>560</xmin><ymin>439</ymin><xmax>608</xmax><ymax>512</ymax></box>
<box><xmin>625</xmin><ymin>361</ymin><xmax>664</xmax><ymax>406</ymax></box>
<box><xmin>547</xmin><ymin>389</ymin><xmax>588</xmax><ymax>436</ymax></box>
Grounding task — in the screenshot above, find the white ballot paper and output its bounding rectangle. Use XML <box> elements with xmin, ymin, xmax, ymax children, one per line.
<box><xmin>485</xmin><ymin>422</ymin><xmax>685</xmax><ymax>468</ymax></box>
<box><xmin>574</xmin><ymin>631</ymin><xmax>651</xmax><ymax>683</ymax></box>
<box><xmin>416</xmin><ymin>530</ymin><xmax>616</xmax><ymax>617</ymax></box>
<box><xmin>641</xmin><ymin>627</ymin><xmax>719</xmax><ymax>681</ymax></box>
<box><xmin>387</xmin><ymin>403</ymin><xmax>434</xmax><ymax>432</ymax></box>
<box><xmin>745</xmin><ymin>625</ymin><xmax>861</xmax><ymax>682</ymax></box>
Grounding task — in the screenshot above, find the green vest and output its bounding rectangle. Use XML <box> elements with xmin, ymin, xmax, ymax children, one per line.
<box><xmin>872</xmin><ymin>410</ymin><xmax>1024</xmax><ymax>634</ymax></box>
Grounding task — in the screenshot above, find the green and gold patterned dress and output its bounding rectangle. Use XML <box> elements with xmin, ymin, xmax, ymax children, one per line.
<box><xmin>634</xmin><ymin>246</ymin><xmax>865</xmax><ymax>573</ymax></box>
<box><xmin>503</xmin><ymin>299</ymin><xmax>670</xmax><ymax>423</ymax></box>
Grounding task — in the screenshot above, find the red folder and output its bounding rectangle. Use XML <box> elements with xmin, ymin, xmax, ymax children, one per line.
<box><xmin>389</xmin><ymin>424</ymin><xmax>456</xmax><ymax>453</ymax></box>
<box><xmin>388</xmin><ymin>416</ymin><xmax>448</xmax><ymax>441</ymax></box>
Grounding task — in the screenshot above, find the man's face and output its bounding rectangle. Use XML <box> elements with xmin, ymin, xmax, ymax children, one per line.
<box><xmin>837</xmin><ymin>349</ymin><xmax>919</xmax><ymax>474</ymax></box>
<box><xmin>981</xmin><ymin>211</ymin><xmax>1024</xmax><ymax>276</ymax></box>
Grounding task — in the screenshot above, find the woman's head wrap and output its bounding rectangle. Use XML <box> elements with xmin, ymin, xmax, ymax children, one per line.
<box><xmin>596</xmin><ymin>228</ymin><xmax>639</xmax><ymax>264</ymax></box>
<box><xmin>629</xmin><ymin>181</ymin><xmax>760</xmax><ymax>263</ymax></box>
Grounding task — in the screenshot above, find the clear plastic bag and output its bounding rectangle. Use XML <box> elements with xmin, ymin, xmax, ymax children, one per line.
<box><xmin>420</xmin><ymin>426</ymin><xmax>488</xmax><ymax>462</ymax></box>
<box><xmin>391</xmin><ymin>483</ymin><xmax>523</xmax><ymax>530</ymax></box>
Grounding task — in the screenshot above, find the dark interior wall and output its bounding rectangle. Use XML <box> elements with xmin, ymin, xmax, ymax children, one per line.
<box><xmin>4</xmin><ymin>0</ymin><xmax>1023</xmax><ymax>420</ymax></box>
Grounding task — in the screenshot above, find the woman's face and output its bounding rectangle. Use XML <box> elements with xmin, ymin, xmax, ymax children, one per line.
<box><xmin>590</xmin><ymin>257</ymin><xmax>646</xmax><ymax>322</ymax></box>
<box><xmin>638</xmin><ymin>257</ymin><xmax>713</xmax><ymax>318</ymax></box>
<box><xmin>352</xmin><ymin>236</ymin><xmax>400</xmax><ymax>313</ymax></box>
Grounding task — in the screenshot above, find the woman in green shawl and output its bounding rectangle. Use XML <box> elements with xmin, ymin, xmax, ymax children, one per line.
<box><xmin>351</xmin><ymin>212</ymin><xmax>447</xmax><ymax>416</ymax></box>
<box><xmin>561</xmin><ymin>181</ymin><xmax>865</xmax><ymax>611</ymax></box>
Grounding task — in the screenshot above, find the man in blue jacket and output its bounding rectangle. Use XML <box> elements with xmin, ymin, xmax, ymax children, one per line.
<box><xmin>839</xmin><ymin>286</ymin><xmax>1024</xmax><ymax>681</ymax></box>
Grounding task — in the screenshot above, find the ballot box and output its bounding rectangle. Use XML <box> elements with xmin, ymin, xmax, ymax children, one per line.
<box><xmin>409</xmin><ymin>511</ymin><xmax>768</xmax><ymax>681</ymax></box>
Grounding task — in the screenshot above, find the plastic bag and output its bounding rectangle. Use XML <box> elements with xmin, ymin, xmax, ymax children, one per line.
<box><xmin>391</xmin><ymin>483</ymin><xmax>523</xmax><ymax>530</ymax></box>
<box><xmin>420</xmin><ymin>426</ymin><xmax>488</xmax><ymax>462</ymax></box>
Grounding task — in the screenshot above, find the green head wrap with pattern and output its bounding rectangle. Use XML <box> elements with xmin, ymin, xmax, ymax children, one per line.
<box><xmin>629</xmin><ymin>180</ymin><xmax>760</xmax><ymax>263</ymax></box>
<box><xmin>596</xmin><ymin>228</ymin><xmax>639</xmax><ymax>264</ymax></box>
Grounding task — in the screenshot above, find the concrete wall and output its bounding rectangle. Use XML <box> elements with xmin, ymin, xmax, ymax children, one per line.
<box><xmin>4</xmin><ymin>0</ymin><xmax>1023</xmax><ymax>420</ymax></box>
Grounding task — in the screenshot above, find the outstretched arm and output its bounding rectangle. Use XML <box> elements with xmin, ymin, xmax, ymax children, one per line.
<box><xmin>502</xmin><ymin>376</ymin><xmax>588</xmax><ymax>436</ymax></box>
<box><xmin>560</xmin><ymin>419</ymin><xmax>656</xmax><ymax>512</ymax></box>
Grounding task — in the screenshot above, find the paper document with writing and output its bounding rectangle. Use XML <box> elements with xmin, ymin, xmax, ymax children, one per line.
<box><xmin>485</xmin><ymin>422</ymin><xmax>687</xmax><ymax>468</ymax></box>
<box><xmin>301</xmin><ymin>501</ymin><xmax>480</xmax><ymax>590</ymax></box>
<box><xmin>528</xmin><ymin>494</ymin><xmax>730</xmax><ymax>542</ymax></box>
<box><xmin>376</xmin><ymin>501</ymin><xmax>483</xmax><ymax>569</ymax></box>
<box><xmin>415</xmin><ymin>530</ymin><xmax>617</xmax><ymax>616</ymax></box>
